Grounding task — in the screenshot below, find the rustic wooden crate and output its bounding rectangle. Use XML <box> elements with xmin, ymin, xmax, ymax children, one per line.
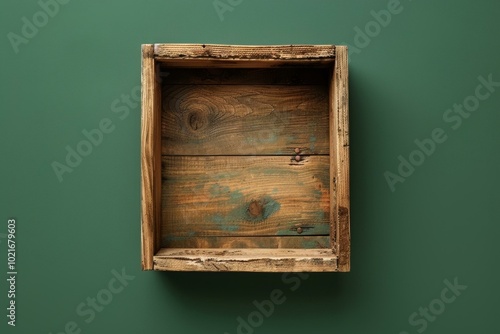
<box><xmin>141</xmin><ymin>44</ymin><xmax>349</xmax><ymax>272</ymax></box>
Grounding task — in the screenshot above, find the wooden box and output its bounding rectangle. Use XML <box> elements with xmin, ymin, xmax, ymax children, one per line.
<box><xmin>141</xmin><ymin>44</ymin><xmax>349</xmax><ymax>272</ymax></box>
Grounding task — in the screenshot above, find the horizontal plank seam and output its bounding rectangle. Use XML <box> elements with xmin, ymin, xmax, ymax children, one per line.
<box><xmin>154</xmin><ymin>257</ymin><xmax>337</xmax><ymax>261</ymax></box>
<box><xmin>159</xmin><ymin>82</ymin><xmax>328</xmax><ymax>87</ymax></box>
<box><xmin>159</xmin><ymin>154</ymin><xmax>331</xmax><ymax>157</ymax></box>
<box><xmin>154</xmin><ymin>55</ymin><xmax>335</xmax><ymax>59</ymax></box>
<box><xmin>164</xmin><ymin>234</ymin><xmax>330</xmax><ymax>238</ymax></box>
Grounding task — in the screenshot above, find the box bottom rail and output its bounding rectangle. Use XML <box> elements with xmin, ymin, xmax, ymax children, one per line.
<box><xmin>153</xmin><ymin>248</ymin><xmax>338</xmax><ymax>272</ymax></box>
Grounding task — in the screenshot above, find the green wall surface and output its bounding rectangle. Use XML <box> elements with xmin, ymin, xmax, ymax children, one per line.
<box><xmin>1</xmin><ymin>0</ymin><xmax>499</xmax><ymax>333</ymax></box>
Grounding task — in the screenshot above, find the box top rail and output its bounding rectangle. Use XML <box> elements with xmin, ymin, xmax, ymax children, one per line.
<box><xmin>150</xmin><ymin>44</ymin><xmax>337</xmax><ymax>60</ymax></box>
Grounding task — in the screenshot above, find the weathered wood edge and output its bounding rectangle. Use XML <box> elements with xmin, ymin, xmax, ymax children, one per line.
<box><xmin>153</xmin><ymin>248</ymin><xmax>338</xmax><ymax>272</ymax></box>
<box><xmin>329</xmin><ymin>56</ymin><xmax>337</xmax><ymax>256</ymax></box>
<box><xmin>332</xmin><ymin>46</ymin><xmax>350</xmax><ymax>272</ymax></box>
<box><xmin>153</xmin><ymin>53</ymin><xmax>163</xmax><ymax>257</ymax></box>
<box><xmin>143</xmin><ymin>43</ymin><xmax>348</xmax><ymax>272</ymax></box>
<box><xmin>154</xmin><ymin>44</ymin><xmax>335</xmax><ymax>60</ymax></box>
<box><xmin>141</xmin><ymin>44</ymin><xmax>162</xmax><ymax>270</ymax></box>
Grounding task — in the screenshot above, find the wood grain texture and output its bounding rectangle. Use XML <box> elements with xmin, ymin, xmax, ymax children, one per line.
<box><xmin>163</xmin><ymin>236</ymin><xmax>330</xmax><ymax>249</ymax></box>
<box><xmin>161</xmin><ymin>68</ymin><xmax>328</xmax><ymax>85</ymax></box>
<box><xmin>161</xmin><ymin>156</ymin><xmax>330</xmax><ymax>237</ymax></box>
<box><xmin>162</xmin><ymin>85</ymin><xmax>329</xmax><ymax>155</ymax></box>
<box><xmin>331</xmin><ymin>46</ymin><xmax>350</xmax><ymax>272</ymax></box>
<box><xmin>141</xmin><ymin>44</ymin><xmax>162</xmax><ymax>270</ymax></box>
<box><xmin>153</xmin><ymin>248</ymin><xmax>338</xmax><ymax>272</ymax></box>
<box><xmin>154</xmin><ymin>44</ymin><xmax>335</xmax><ymax>59</ymax></box>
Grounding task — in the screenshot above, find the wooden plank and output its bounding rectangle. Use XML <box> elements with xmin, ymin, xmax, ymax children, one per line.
<box><xmin>162</xmin><ymin>156</ymin><xmax>330</xmax><ymax>237</ymax></box>
<box><xmin>162</xmin><ymin>85</ymin><xmax>329</xmax><ymax>155</ymax></box>
<box><xmin>161</xmin><ymin>68</ymin><xmax>328</xmax><ymax>85</ymax></box>
<box><xmin>153</xmin><ymin>65</ymin><xmax>163</xmax><ymax>253</ymax></box>
<box><xmin>331</xmin><ymin>46</ymin><xmax>350</xmax><ymax>272</ymax></box>
<box><xmin>153</xmin><ymin>248</ymin><xmax>338</xmax><ymax>272</ymax></box>
<box><xmin>162</xmin><ymin>236</ymin><xmax>330</xmax><ymax>249</ymax></box>
<box><xmin>154</xmin><ymin>44</ymin><xmax>335</xmax><ymax>60</ymax></box>
<box><xmin>140</xmin><ymin>44</ymin><xmax>162</xmax><ymax>270</ymax></box>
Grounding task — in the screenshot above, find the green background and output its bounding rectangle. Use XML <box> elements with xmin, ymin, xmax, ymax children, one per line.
<box><xmin>1</xmin><ymin>0</ymin><xmax>499</xmax><ymax>333</ymax></box>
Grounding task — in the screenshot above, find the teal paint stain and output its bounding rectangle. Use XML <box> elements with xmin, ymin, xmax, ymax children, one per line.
<box><xmin>222</xmin><ymin>225</ymin><xmax>239</xmax><ymax>232</ymax></box>
<box><xmin>245</xmin><ymin>129</ymin><xmax>279</xmax><ymax>148</ymax></box>
<box><xmin>209</xmin><ymin>183</ymin><xmax>230</xmax><ymax>197</ymax></box>
<box><xmin>259</xmin><ymin>196</ymin><xmax>281</xmax><ymax>220</ymax></box>
<box><xmin>211</xmin><ymin>213</ymin><xmax>224</xmax><ymax>224</ymax></box>
<box><xmin>208</xmin><ymin>184</ymin><xmax>245</xmax><ymax>231</ymax></box>
<box><xmin>213</xmin><ymin>171</ymin><xmax>239</xmax><ymax>180</ymax></box>
<box><xmin>208</xmin><ymin>195</ymin><xmax>281</xmax><ymax>231</ymax></box>
<box><xmin>229</xmin><ymin>190</ymin><xmax>244</xmax><ymax>203</ymax></box>
<box><xmin>313</xmin><ymin>210</ymin><xmax>326</xmax><ymax>221</ymax></box>
<box><xmin>256</xmin><ymin>130</ymin><xmax>278</xmax><ymax>144</ymax></box>
<box><xmin>272</xmin><ymin>188</ymin><xmax>278</xmax><ymax>194</ymax></box>
<box><xmin>211</xmin><ymin>213</ymin><xmax>240</xmax><ymax>231</ymax></box>
<box><xmin>302</xmin><ymin>239</ymin><xmax>318</xmax><ymax>249</ymax></box>
<box><xmin>210</xmin><ymin>184</ymin><xmax>243</xmax><ymax>204</ymax></box>
<box><xmin>309</xmin><ymin>135</ymin><xmax>317</xmax><ymax>151</ymax></box>
<box><xmin>313</xmin><ymin>189</ymin><xmax>322</xmax><ymax>199</ymax></box>
<box><xmin>261</xmin><ymin>168</ymin><xmax>283</xmax><ymax>175</ymax></box>
<box><xmin>318</xmin><ymin>172</ymin><xmax>330</xmax><ymax>189</ymax></box>
<box><xmin>315</xmin><ymin>224</ymin><xmax>331</xmax><ymax>234</ymax></box>
<box><xmin>209</xmin><ymin>209</ymin><xmax>245</xmax><ymax>231</ymax></box>
<box><xmin>276</xmin><ymin>229</ymin><xmax>290</xmax><ymax>236</ymax></box>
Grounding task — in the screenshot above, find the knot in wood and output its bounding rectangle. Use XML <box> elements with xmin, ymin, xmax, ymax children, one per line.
<box><xmin>248</xmin><ymin>200</ymin><xmax>263</xmax><ymax>217</ymax></box>
<box><xmin>187</xmin><ymin>111</ymin><xmax>206</xmax><ymax>131</ymax></box>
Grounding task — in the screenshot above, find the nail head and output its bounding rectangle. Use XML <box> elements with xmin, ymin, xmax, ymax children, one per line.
<box><xmin>294</xmin><ymin>155</ymin><xmax>301</xmax><ymax>162</ymax></box>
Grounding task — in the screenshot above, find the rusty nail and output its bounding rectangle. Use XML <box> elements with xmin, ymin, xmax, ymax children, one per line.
<box><xmin>296</xmin><ymin>227</ymin><xmax>303</xmax><ymax>234</ymax></box>
<box><xmin>294</xmin><ymin>155</ymin><xmax>301</xmax><ymax>162</ymax></box>
<box><xmin>294</xmin><ymin>147</ymin><xmax>300</xmax><ymax>154</ymax></box>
